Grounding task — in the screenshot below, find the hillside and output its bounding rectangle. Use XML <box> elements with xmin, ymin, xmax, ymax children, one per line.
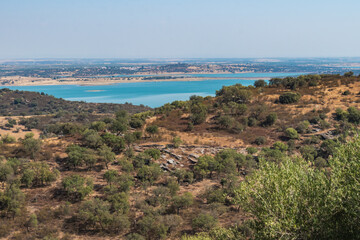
<box><xmin>0</xmin><ymin>88</ymin><xmax>151</xmax><ymax>116</ymax></box>
<box><xmin>0</xmin><ymin>73</ymin><xmax>359</xmax><ymax>240</ymax></box>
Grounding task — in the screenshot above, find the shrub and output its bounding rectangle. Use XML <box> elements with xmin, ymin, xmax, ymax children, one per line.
<box><xmin>77</xmin><ymin>198</ymin><xmax>130</xmax><ymax>233</ymax></box>
<box><xmin>172</xmin><ymin>136</ymin><xmax>182</xmax><ymax>148</ymax></box>
<box><xmin>300</xmin><ymin>145</ymin><xmax>318</xmax><ymax>161</ymax></box>
<box><xmin>216</xmin><ymin>85</ymin><xmax>252</xmax><ymax>104</ymax></box>
<box><xmin>218</xmin><ymin>115</ymin><xmax>235</xmax><ymax>129</ymax></box>
<box><xmin>335</xmin><ymin>108</ymin><xmax>348</xmax><ymax>121</ymax></box>
<box><xmin>137</xmin><ymin>164</ymin><xmax>162</xmax><ymax>185</ymax></box>
<box><xmin>254</xmin><ymin>80</ymin><xmax>267</xmax><ymax>88</ymax></box>
<box><xmin>98</xmin><ymin>145</ymin><xmax>116</xmax><ymax>169</ymax></box>
<box><xmin>62</xmin><ymin>175</ymin><xmax>93</xmax><ymax>201</ymax></box>
<box><xmin>82</xmin><ymin>129</ymin><xmax>103</xmax><ymax>148</ymax></box>
<box><xmin>129</xmin><ymin>118</ymin><xmax>144</xmax><ymax>129</ymax></box>
<box><xmin>296</xmin><ymin>120</ymin><xmax>310</xmax><ymax>134</ymax></box>
<box><xmin>278</xmin><ymin>92</ymin><xmax>301</xmax><ymax>104</ymax></box>
<box><xmin>284</xmin><ymin>128</ymin><xmax>299</xmax><ymax>139</ymax></box>
<box><xmin>247</xmin><ymin>117</ymin><xmax>257</xmax><ymax>127</ymax></box>
<box><xmin>235</xmin><ymin>157</ymin><xmax>328</xmax><ymax>239</ymax></box>
<box><xmin>0</xmin><ymin>162</ymin><xmax>13</xmax><ymax>184</ymax></box>
<box><xmin>228</xmin><ymin>102</ymin><xmax>247</xmax><ymax>116</ymax></box>
<box><xmin>136</xmin><ymin>215</ymin><xmax>168</xmax><ymax>240</ymax></box>
<box><xmin>192</xmin><ymin>213</ymin><xmax>218</xmax><ymax>232</ymax></box>
<box><xmin>314</xmin><ymin>157</ymin><xmax>327</xmax><ymax>169</ymax></box>
<box><xmin>1</xmin><ymin>134</ymin><xmax>16</xmax><ymax>143</ymax></box>
<box><xmin>214</xmin><ymin>149</ymin><xmax>238</xmax><ymax>175</ymax></box>
<box><xmin>319</xmin><ymin>139</ymin><xmax>339</xmax><ymax>158</ymax></box>
<box><xmin>254</xmin><ymin>136</ymin><xmax>267</xmax><ymax>145</ymax></box>
<box><xmin>90</xmin><ymin>121</ymin><xmax>106</xmax><ymax>131</ymax></box>
<box><xmin>343</xmin><ymin>71</ymin><xmax>354</xmax><ymax>77</ymax></box>
<box><xmin>203</xmin><ymin>188</ymin><xmax>226</xmax><ymax>204</ymax></box>
<box><xmin>342</xmin><ymin>90</ymin><xmax>351</xmax><ymax>95</ymax></box>
<box><xmin>262</xmin><ymin>113</ymin><xmax>277</xmax><ymax>126</ymax></box>
<box><xmin>103</xmin><ymin>170</ymin><xmax>119</xmax><ymax>186</ymax></box>
<box><xmin>347</xmin><ymin>107</ymin><xmax>360</xmax><ymax>124</ymax></box>
<box><xmin>235</xmin><ymin>136</ymin><xmax>360</xmax><ymax>239</ymax></box>
<box><xmin>246</xmin><ymin>147</ymin><xmax>258</xmax><ymax>154</ymax></box>
<box><xmin>272</xmin><ymin>141</ymin><xmax>288</xmax><ymax>152</ymax></box>
<box><xmin>20</xmin><ymin>162</ymin><xmax>58</xmax><ymax>187</ymax></box>
<box><xmin>66</xmin><ymin>145</ymin><xmax>97</xmax><ymax>169</ymax></box>
<box><xmin>190</xmin><ymin>103</ymin><xmax>207</xmax><ymax>125</ymax></box>
<box><xmin>144</xmin><ymin>148</ymin><xmax>161</xmax><ymax>160</ymax></box>
<box><xmin>194</xmin><ymin>155</ymin><xmax>218</xmax><ymax>179</ymax></box>
<box><xmin>0</xmin><ymin>184</ymin><xmax>25</xmax><ymax>218</ymax></box>
<box><xmin>259</xmin><ymin>148</ymin><xmax>286</xmax><ymax>163</ymax></box>
<box><xmin>22</xmin><ymin>137</ymin><xmax>42</xmax><ymax>159</ymax></box>
<box><xmin>146</xmin><ymin>125</ymin><xmax>159</xmax><ymax>136</ymax></box>
<box><xmin>102</xmin><ymin>133</ymin><xmax>126</xmax><ymax>153</ymax></box>
<box><xmin>172</xmin><ymin>192</ymin><xmax>194</xmax><ymax>214</ymax></box>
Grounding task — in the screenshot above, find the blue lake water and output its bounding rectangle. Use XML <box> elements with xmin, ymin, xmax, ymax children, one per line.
<box><xmin>5</xmin><ymin>72</ymin><xmax>306</xmax><ymax>108</ymax></box>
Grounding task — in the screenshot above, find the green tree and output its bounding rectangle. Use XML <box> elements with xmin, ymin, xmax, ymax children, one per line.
<box><xmin>103</xmin><ymin>170</ymin><xmax>119</xmax><ymax>186</ymax></box>
<box><xmin>90</xmin><ymin>121</ymin><xmax>107</xmax><ymax>131</ymax></box>
<box><xmin>254</xmin><ymin>80</ymin><xmax>268</xmax><ymax>88</ymax></box>
<box><xmin>190</xmin><ymin>103</ymin><xmax>208</xmax><ymax>125</ymax></box>
<box><xmin>98</xmin><ymin>145</ymin><xmax>116</xmax><ymax>169</ymax></box>
<box><xmin>77</xmin><ymin>198</ymin><xmax>130</xmax><ymax>233</ymax></box>
<box><xmin>172</xmin><ymin>192</ymin><xmax>194</xmax><ymax>214</ymax></box>
<box><xmin>194</xmin><ymin>155</ymin><xmax>218</xmax><ymax>179</ymax></box>
<box><xmin>110</xmin><ymin>120</ymin><xmax>128</xmax><ymax>134</ymax></box>
<box><xmin>102</xmin><ymin>132</ymin><xmax>125</xmax><ymax>153</ymax></box>
<box><xmin>129</xmin><ymin>118</ymin><xmax>144</xmax><ymax>129</ymax></box>
<box><xmin>82</xmin><ymin>129</ymin><xmax>103</xmax><ymax>148</ymax></box>
<box><xmin>137</xmin><ymin>164</ymin><xmax>162</xmax><ymax>186</ymax></box>
<box><xmin>20</xmin><ymin>162</ymin><xmax>58</xmax><ymax>187</ymax></box>
<box><xmin>66</xmin><ymin>145</ymin><xmax>97</xmax><ymax>169</ymax></box>
<box><xmin>215</xmin><ymin>149</ymin><xmax>237</xmax><ymax>175</ymax></box>
<box><xmin>166</xmin><ymin>177</ymin><xmax>180</xmax><ymax>196</ymax></box>
<box><xmin>62</xmin><ymin>175</ymin><xmax>93</xmax><ymax>201</ymax></box>
<box><xmin>105</xmin><ymin>191</ymin><xmax>130</xmax><ymax>214</ymax></box>
<box><xmin>0</xmin><ymin>162</ymin><xmax>13</xmax><ymax>186</ymax></box>
<box><xmin>0</xmin><ymin>184</ymin><xmax>25</xmax><ymax>218</ymax></box>
<box><xmin>137</xmin><ymin>214</ymin><xmax>169</xmax><ymax>240</ymax></box>
<box><xmin>218</xmin><ymin>115</ymin><xmax>235</xmax><ymax>129</ymax></box>
<box><xmin>216</xmin><ymin>85</ymin><xmax>252</xmax><ymax>104</ymax></box>
<box><xmin>22</xmin><ymin>137</ymin><xmax>41</xmax><ymax>159</ymax></box>
<box><xmin>234</xmin><ymin>157</ymin><xmax>329</xmax><ymax>239</ymax></box>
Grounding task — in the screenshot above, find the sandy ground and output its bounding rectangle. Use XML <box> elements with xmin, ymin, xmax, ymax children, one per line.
<box><xmin>0</xmin><ymin>75</ymin><xmax>269</xmax><ymax>86</ymax></box>
<box><xmin>0</xmin><ymin>116</ymin><xmax>41</xmax><ymax>139</ymax></box>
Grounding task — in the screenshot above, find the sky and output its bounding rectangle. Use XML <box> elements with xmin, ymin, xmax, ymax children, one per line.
<box><xmin>0</xmin><ymin>0</ymin><xmax>360</xmax><ymax>59</ymax></box>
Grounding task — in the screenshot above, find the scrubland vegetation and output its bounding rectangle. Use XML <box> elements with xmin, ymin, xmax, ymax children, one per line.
<box><xmin>0</xmin><ymin>72</ymin><xmax>360</xmax><ymax>239</ymax></box>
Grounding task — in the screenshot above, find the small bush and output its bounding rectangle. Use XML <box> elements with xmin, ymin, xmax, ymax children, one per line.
<box><xmin>246</xmin><ymin>147</ymin><xmax>258</xmax><ymax>154</ymax></box>
<box><xmin>192</xmin><ymin>213</ymin><xmax>218</xmax><ymax>232</ymax></box>
<box><xmin>1</xmin><ymin>134</ymin><xmax>16</xmax><ymax>143</ymax></box>
<box><xmin>284</xmin><ymin>128</ymin><xmax>299</xmax><ymax>139</ymax></box>
<box><xmin>279</xmin><ymin>92</ymin><xmax>301</xmax><ymax>104</ymax></box>
<box><xmin>254</xmin><ymin>136</ymin><xmax>267</xmax><ymax>145</ymax></box>
<box><xmin>254</xmin><ymin>80</ymin><xmax>268</xmax><ymax>88</ymax></box>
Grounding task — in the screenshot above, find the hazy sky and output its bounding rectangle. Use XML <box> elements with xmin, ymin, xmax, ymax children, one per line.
<box><xmin>1</xmin><ymin>0</ymin><xmax>360</xmax><ymax>59</ymax></box>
